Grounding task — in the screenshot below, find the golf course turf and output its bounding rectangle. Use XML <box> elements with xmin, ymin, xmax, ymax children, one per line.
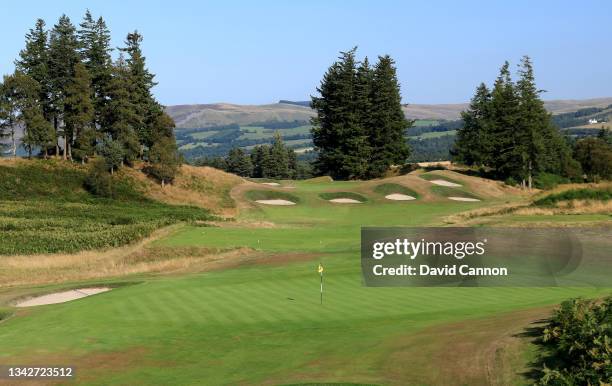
<box><xmin>0</xmin><ymin>177</ymin><xmax>609</xmax><ymax>385</ymax></box>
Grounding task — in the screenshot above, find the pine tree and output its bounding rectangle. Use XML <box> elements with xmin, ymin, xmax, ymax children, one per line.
<box><xmin>287</xmin><ymin>148</ymin><xmax>298</xmax><ymax>179</ymax></box>
<box><xmin>367</xmin><ymin>55</ymin><xmax>411</xmax><ymax>177</ymax></box>
<box><xmin>147</xmin><ymin>136</ymin><xmax>180</xmax><ymax>187</ymax></box>
<box><xmin>48</xmin><ymin>15</ymin><xmax>80</xmax><ymax>158</ymax></box>
<box><xmin>64</xmin><ymin>62</ymin><xmax>95</xmax><ymax>160</ymax></box>
<box><xmin>268</xmin><ymin>132</ymin><xmax>289</xmax><ymax>178</ymax></box>
<box><xmin>97</xmin><ymin>134</ymin><xmax>124</xmax><ymax>174</ymax></box>
<box><xmin>489</xmin><ymin>61</ymin><xmax>521</xmax><ymax>179</ymax></box>
<box><xmin>453</xmin><ymin>83</ymin><xmax>492</xmax><ymax>166</ymax></box>
<box><xmin>104</xmin><ymin>56</ymin><xmax>141</xmax><ymax>164</ymax></box>
<box><xmin>2</xmin><ymin>72</ymin><xmax>54</xmax><ymax>158</ymax></box>
<box><xmin>251</xmin><ymin>145</ymin><xmax>269</xmax><ymax>178</ymax></box>
<box><xmin>311</xmin><ymin>48</ymin><xmax>370</xmax><ymax>179</ymax></box>
<box><xmin>15</xmin><ymin>19</ymin><xmax>51</xmax><ymax>125</ymax></box>
<box><xmin>226</xmin><ymin>148</ymin><xmax>253</xmax><ymax>177</ymax></box>
<box><xmin>119</xmin><ymin>31</ymin><xmax>157</xmax><ymax>149</ymax></box>
<box><xmin>514</xmin><ymin>56</ymin><xmax>550</xmax><ymax>188</ymax></box>
<box><xmin>78</xmin><ymin>10</ymin><xmax>113</xmax><ymax>127</ymax></box>
<box><xmin>0</xmin><ymin>75</ymin><xmax>19</xmax><ymax>157</ymax></box>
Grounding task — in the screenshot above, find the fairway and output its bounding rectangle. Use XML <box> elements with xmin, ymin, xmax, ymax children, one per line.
<box><xmin>0</xmin><ymin>175</ymin><xmax>609</xmax><ymax>385</ymax></box>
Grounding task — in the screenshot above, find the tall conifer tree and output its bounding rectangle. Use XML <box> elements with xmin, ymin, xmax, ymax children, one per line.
<box><xmin>78</xmin><ymin>10</ymin><xmax>113</xmax><ymax>127</ymax></box>
<box><xmin>311</xmin><ymin>48</ymin><xmax>369</xmax><ymax>179</ymax></box>
<box><xmin>489</xmin><ymin>61</ymin><xmax>521</xmax><ymax>178</ymax></box>
<box><xmin>454</xmin><ymin>83</ymin><xmax>492</xmax><ymax>166</ymax></box>
<box><xmin>48</xmin><ymin>15</ymin><xmax>80</xmax><ymax>158</ymax></box>
<box><xmin>64</xmin><ymin>62</ymin><xmax>95</xmax><ymax>160</ymax></box>
<box><xmin>367</xmin><ymin>55</ymin><xmax>410</xmax><ymax>177</ymax></box>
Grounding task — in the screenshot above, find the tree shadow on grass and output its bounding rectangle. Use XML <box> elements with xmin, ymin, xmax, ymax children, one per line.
<box><xmin>512</xmin><ymin>317</ymin><xmax>564</xmax><ymax>384</ymax></box>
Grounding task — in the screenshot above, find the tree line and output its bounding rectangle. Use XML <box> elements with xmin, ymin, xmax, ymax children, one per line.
<box><xmin>453</xmin><ymin>56</ymin><xmax>612</xmax><ymax>186</ymax></box>
<box><xmin>196</xmin><ymin>133</ymin><xmax>312</xmax><ymax>179</ymax></box>
<box><xmin>0</xmin><ymin>11</ymin><xmax>179</xmax><ymax>185</ymax></box>
<box><xmin>310</xmin><ymin>48</ymin><xmax>411</xmax><ymax>180</ymax></box>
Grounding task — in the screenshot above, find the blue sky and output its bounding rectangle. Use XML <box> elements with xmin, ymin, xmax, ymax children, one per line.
<box><xmin>2</xmin><ymin>0</ymin><xmax>611</xmax><ymax>106</ymax></box>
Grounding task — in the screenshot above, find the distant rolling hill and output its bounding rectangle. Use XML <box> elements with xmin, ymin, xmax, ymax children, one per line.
<box><xmin>166</xmin><ymin>103</ymin><xmax>316</xmax><ymax>129</ymax></box>
<box><xmin>165</xmin><ymin>97</ymin><xmax>612</xmax><ymax>162</ymax></box>
<box><xmin>166</xmin><ymin>97</ymin><xmax>612</xmax><ymax>128</ymax></box>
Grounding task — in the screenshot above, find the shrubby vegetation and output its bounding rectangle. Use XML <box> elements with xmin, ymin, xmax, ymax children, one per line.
<box><xmin>534</xmin><ymin>186</ymin><xmax>612</xmax><ymax>206</ymax></box>
<box><xmin>0</xmin><ymin>11</ymin><xmax>179</xmax><ymax>184</ymax></box>
<box><xmin>0</xmin><ymin>160</ymin><xmax>210</xmax><ymax>254</ymax></box>
<box><xmin>535</xmin><ymin>297</ymin><xmax>611</xmax><ymax>385</ymax></box>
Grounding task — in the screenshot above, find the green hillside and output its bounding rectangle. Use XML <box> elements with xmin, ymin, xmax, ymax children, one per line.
<box><xmin>0</xmin><ymin>159</ymin><xmax>211</xmax><ymax>255</ymax></box>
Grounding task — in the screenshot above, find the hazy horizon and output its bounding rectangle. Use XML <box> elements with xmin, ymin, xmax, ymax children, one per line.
<box><xmin>3</xmin><ymin>0</ymin><xmax>612</xmax><ymax>106</ymax></box>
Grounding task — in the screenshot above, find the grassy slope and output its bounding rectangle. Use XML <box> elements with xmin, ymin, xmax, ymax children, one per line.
<box><xmin>0</xmin><ymin>175</ymin><xmax>609</xmax><ymax>384</ymax></box>
<box><xmin>0</xmin><ymin>159</ymin><xmax>213</xmax><ymax>255</ymax></box>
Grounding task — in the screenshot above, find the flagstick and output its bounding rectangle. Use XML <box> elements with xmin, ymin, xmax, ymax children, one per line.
<box><xmin>320</xmin><ymin>269</ymin><xmax>323</xmax><ymax>305</ymax></box>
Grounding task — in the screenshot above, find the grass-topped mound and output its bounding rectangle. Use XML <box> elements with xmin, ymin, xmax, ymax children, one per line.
<box><xmin>419</xmin><ymin>172</ymin><xmax>463</xmax><ymax>186</ymax></box>
<box><xmin>534</xmin><ymin>186</ymin><xmax>612</xmax><ymax>206</ymax></box>
<box><xmin>373</xmin><ymin>183</ymin><xmax>419</xmax><ymax>198</ymax></box>
<box><xmin>0</xmin><ymin>159</ymin><xmax>212</xmax><ymax>255</ymax></box>
<box><xmin>245</xmin><ymin>190</ymin><xmax>300</xmax><ymax>204</ymax></box>
<box><xmin>303</xmin><ymin>176</ymin><xmax>334</xmax><ymax>183</ymax></box>
<box><xmin>431</xmin><ymin>185</ymin><xmax>481</xmax><ymax>200</ymax></box>
<box><xmin>319</xmin><ymin>192</ymin><xmax>368</xmax><ymax>202</ymax></box>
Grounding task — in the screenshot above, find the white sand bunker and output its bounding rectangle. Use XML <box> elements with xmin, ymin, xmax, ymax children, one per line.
<box><xmin>255</xmin><ymin>199</ymin><xmax>296</xmax><ymax>205</ymax></box>
<box><xmin>385</xmin><ymin>193</ymin><xmax>416</xmax><ymax>201</ymax></box>
<box><xmin>448</xmin><ymin>196</ymin><xmax>481</xmax><ymax>202</ymax></box>
<box><xmin>430</xmin><ymin>179</ymin><xmax>462</xmax><ymax>187</ymax></box>
<box><xmin>15</xmin><ymin>287</ymin><xmax>111</xmax><ymax>307</ymax></box>
<box><xmin>260</xmin><ymin>182</ymin><xmax>280</xmax><ymax>186</ymax></box>
<box><xmin>329</xmin><ymin>198</ymin><xmax>362</xmax><ymax>204</ymax></box>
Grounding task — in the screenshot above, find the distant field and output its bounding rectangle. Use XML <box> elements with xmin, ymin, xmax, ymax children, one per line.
<box><xmin>413</xmin><ymin>119</ymin><xmax>441</xmax><ymax>126</ymax></box>
<box><xmin>189</xmin><ymin>130</ymin><xmax>220</xmax><ymax>140</ymax></box>
<box><xmin>411</xmin><ymin>129</ymin><xmax>457</xmax><ymax>139</ymax></box>
<box><xmin>571</xmin><ymin>122</ymin><xmax>612</xmax><ymax>130</ymax></box>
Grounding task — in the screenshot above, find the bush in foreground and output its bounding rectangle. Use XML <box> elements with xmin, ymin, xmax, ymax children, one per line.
<box><xmin>536</xmin><ymin>297</ymin><xmax>611</xmax><ymax>385</ymax></box>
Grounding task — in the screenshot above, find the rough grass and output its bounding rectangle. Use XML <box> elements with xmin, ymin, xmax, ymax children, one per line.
<box><xmin>534</xmin><ymin>186</ymin><xmax>612</xmax><ymax>206</ymax></box>
<box><xmin>245</xmin><ymin>189</ymin><xmax>300</xmax><ymax>203</ymax></box>
<box><xmin>303</xmin><ymin>175</ymin><xmax>334</xmax><ymax>183</ymax></box>
<box><xmin>373</xmin><ymin>183</ymin><xmax>419</xmax><ymax>198</ymax></box>
<box><xmin>0</xmin><ymin>159</ymin><xmax>212</xmax><ymax>255</ymax></box>
<box><xmin>319</xmin><ymin>191</ymin><xmax>368</xmax><ymax>202</ymax></box>
<box><xmin>419</xmin><ymin>172</ymin><xmax>463</xmax><ymax>185</ymax></box>
<box><xmin>125</xmin><ymin>164</ymin><xmax>242</xmax><ymax>215</ymax></box>
<box><xmin>430</xmin><ymin>185</ymin><xmax>481</xmax><ymax>200</ymax></box>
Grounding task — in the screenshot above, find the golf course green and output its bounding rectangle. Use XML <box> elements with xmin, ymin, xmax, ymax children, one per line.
<box><xmin>0</xmin><ymin>176</ymin><xmax>608</xmax><ymax>385</ymax></box>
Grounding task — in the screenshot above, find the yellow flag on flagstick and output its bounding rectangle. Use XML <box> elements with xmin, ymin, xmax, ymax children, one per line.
<box><xmin>318</xmin><ymin>263</ymin><xmax>324</xmax><ymax>273</ymax></box>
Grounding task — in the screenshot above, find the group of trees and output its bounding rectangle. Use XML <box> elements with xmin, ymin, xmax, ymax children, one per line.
<box><xmin>197</xmin><ymin>133</ymin><xmax>311</xmax><ymax>179</ymax></box>
<box><xmin>573</xmin><ymin>129</ymin><xmax>612</xmax><ymax>181</ymax></box>
<box><xmin>453</xmin><ymin>56</ymin><xmax>612</xmax><ymax>186</ymax></box>
<box><xmin>453</xmin><ymin>57</ymin><xmax>580</xmax><ymax>188</ymax></box>
<box><xmin>0</xmin><ymin>12</ymin><xmax>179</xmax><ymax>185</ymax></box>
<box><xmin>311</xmin><ymin>48</ymin><xmax>411</xmax><ymax>180</ymax></box>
